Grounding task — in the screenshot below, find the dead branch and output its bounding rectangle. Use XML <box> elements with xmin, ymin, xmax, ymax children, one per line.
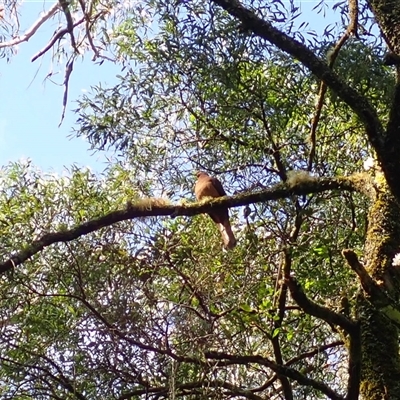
<box><xmin>59</xmin><ymin>58</ymin><xmax>74</xmax><ymax>126</ymax></box>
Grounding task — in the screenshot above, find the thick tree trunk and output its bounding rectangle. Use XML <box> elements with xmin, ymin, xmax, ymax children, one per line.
<box><xmin>359</xmin><ymin>189</ymin><xmax>400</xmax><ymax>398</ymax></box>
<box><xmin>366</xmin><ymin>1</ymin><xmax>400</xmax><ymax>205</ymax></box>
<box><xmin>358</xmin><ymin>299</ymin><xmax>400</xmax><ymax>399</ymax></box>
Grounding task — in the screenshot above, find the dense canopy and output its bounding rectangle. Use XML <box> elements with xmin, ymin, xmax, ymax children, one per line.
<box><xmin>1</xmin><ymin>0</ymin><xmax>400</xmax><ymax>399</ymax></box>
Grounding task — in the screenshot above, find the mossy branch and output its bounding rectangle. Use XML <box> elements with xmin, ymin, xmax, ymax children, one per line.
<box><xmin>342</xmin><ymin>249</ymin><xmax>400</xmax><ymax>325</ymax></box>
<box><xmin>210</xmin><ymin>0</ymin><xmax>400</xmax><ymax>204</ymax></box>
<box><xmin>0</xmin><ymin>174</ymin><xmax>369</xmax><ymax>274</ymax></box>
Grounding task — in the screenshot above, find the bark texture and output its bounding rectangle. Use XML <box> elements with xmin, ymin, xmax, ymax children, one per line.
<box><xmin>359</xmin><ymin>187</ymin><xmax>400</xmax><ymax>398</ymax></box>
<box><xmin>367</xmin><ymin>0</ymin><xmax>400</xmax><ymax>52</ymax></box>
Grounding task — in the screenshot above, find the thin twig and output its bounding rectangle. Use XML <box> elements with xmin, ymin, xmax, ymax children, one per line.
<box><xmin>205</xmin><ymin>351</ymin><xmax>344</xmax><ymax>400</ymax></box>
<box><xmin>307</xmin><ymin>0</ymin><xmax>359</xmax><ymax>171</ymax></box>
<box><xmin>78</xmin><ymin>0</ymin><xmax>100</xmax><ymax>60</ymax></box>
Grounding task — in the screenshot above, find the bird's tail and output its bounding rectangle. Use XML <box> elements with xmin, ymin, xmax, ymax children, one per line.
<box><xmin>217</xmin><ymin>221</ymin><xmax>237</xmax><ymax>249</ymax></box>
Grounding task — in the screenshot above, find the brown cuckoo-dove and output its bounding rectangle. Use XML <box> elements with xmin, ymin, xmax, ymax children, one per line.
<box><xmin>195</xmin><ymin>171</ymin><xmax>236</xmax><ymax>249</ymax></box>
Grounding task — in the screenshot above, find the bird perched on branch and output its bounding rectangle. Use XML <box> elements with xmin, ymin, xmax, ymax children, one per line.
<box><xmin>194</xmin><ymin>171</ymin><xmax>237</xmax><ymax>249</ymax></box>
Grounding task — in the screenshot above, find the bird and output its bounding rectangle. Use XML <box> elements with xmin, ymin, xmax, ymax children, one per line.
<box><xmin>194</xmin><ymin>171</ymin><xmax>237</xmax><ymax>249</ymax></box>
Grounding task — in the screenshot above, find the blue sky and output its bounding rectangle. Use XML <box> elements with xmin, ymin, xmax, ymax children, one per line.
<box><xmin>0</xmin><ymin>1</ymin><xmax>122</xmax><ymax>173</ymax></box>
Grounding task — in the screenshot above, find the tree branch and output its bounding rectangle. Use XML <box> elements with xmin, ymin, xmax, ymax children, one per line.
<box><xmin>383</xmin><ymin>69</ymin><xmax>400</xmax><ymax>202</ymax></box>
<box><xmin>346</xmin><ymin>322</ymin><xmax>361</xmax><ymax>400</ymax></box>
<box><xmin>342</xmin><ymin>249</ymin><xmax>383</xmax><ymax>298</ymax></box>
<box><xmin>308</xmin><ymin>0</ymin><xmax>358</xmax><ymax>171</ymax></box>
<box><xmin>77</xmin><ymin>0</ymin><xmax>100</xmax><ymax>60</ymax></box>
<box><xmin>31</xmin><ymin>16</ymin><xmax>86</xmax><ymax>62</ymax></box>
<box><xmin>119</xmin><ymin>380</ymin><xmax>264</xmax><ymax>400</ymax></box>
<box><xmin>287</xmin><ymin>277</ymin><xmax>357</xmax><ymax>334</ymax></box>
<box><xmin>272</xmin><ymin>248</ymin><xmax>293</xmax><ymax>399</ymax></box>
<box><xmin>0</xmin><ymin>3</ymin><xmax>59</xmax><ymax>49</ymax></box>
<box><xmin>59</xmin><ymin>58</ymin><xmax>74</xmax><ymax>126</ymax></box>
<box><xmin>210</xmin><ymin>0</ymin><xmax>383</xmax><ymax>146</ymax></box>
<box><xmin>285</xmin><ymin>341</ymin><xmax>344</xmax><ymax>367</ymax></box>
<box><xmin>342</xmin><ymin>249</ymin><xmax>400</xmax><ymax>325</ymax></box>
<box><xmin>204</xmin><ymin>351</ymin><xmax>344</xmax><ymax>400</ymax></box>
<box><xmin>59</xmin><ymin>0</ymin><xmax>78</xmax><ymax>52</ymax></box>
<box><xmin>0</xmin><ymin>174</ymin><xmax>368</xmax><ymax>274</ymax></box>
<box><xmin>0</xmin><ymin>351</ymin><xmax>88</xmax><ymax>400</ymax></box>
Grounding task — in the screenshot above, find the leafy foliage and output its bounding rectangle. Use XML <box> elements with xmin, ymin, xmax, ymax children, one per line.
<box><xmin>0</xmin><ymin>0</ymin><xmax>398</xmax><ymax>399</ymax></box>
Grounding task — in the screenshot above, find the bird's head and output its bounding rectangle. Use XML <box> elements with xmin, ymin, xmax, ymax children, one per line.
<box><xmin>196</xmin><ymin>171</ymin><xmax>208</xmax><ymax>178</ymax></box>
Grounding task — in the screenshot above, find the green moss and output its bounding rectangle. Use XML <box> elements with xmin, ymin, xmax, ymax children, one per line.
<box><xmin>358</xmin><ymin>298</ymin><xmax>400</xmax><ymax>399</ymax></box>
<box><xmin>358</xmin><ymin>178</ymin><xmax>400</xmax><ymax>398</ymax></box>
<box><xmin>364</xmin><ymin>189</ymin><xmax>400</xmax><ymax>295</ymax></box>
